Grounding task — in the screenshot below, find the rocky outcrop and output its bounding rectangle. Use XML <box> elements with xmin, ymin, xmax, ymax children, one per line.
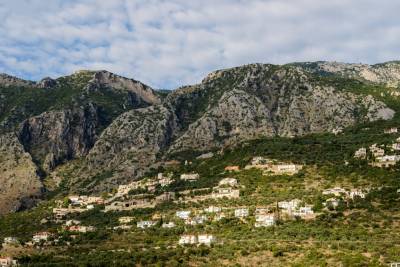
<box><xmin>0</xmin><ymin>73</ymin><xmax>34</xmax><ymax>87</ymax></box>
<box><xmin>169</xmin><ymin>65</ymin><xmax>394</xmax><ymax>152</ymax></box>
<box><xmin>86</xmin><ymin>70</ymin><xmax>161</xmax><ymax>105</ymax></box>
<box><xmin>18</xmin><ymin>104</ymin><xmax>100</xmax><ymax>171</ymax></box>
<box><xmin>80</xmin><ymin>105</ymin><xmax>178</xmax><ymax>190</ymax></box>
<box><xmin>0</xmin><ymin>133</ymin><xmax>42</xmax><ymax>215</ymax></box>
<box><xmin>297</xmin><ymin>61</ymin><xmax>400</xmax><ymax>88</ymax></box>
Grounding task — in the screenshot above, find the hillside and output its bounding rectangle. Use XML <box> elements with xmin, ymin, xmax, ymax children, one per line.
<box><xmin>0</xmin><ymin>61</ymin><xmax>399</xmax><ymax>214</ymax></box>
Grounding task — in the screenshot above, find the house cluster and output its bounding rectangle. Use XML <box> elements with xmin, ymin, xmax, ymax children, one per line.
<box><xmin>211</xmin><ymin>178</ymin><xmax>240</xmax><ymax>199</ymax></box>
<box><xmin>354</xmin><ymin>139</ymin><xmax>400</xmax><ymax>167</ymax></box>
<box><xmin>245</xmin><ymin>157</ymin><xmax>303</xmax><ymax>176</ymax></box>
<box><xmin>115</xmin><ymin>173</ymin><xmax>175</xmax><ymax>198</ymax></box>
<box><xmin>104</xmin><ymin>192</ymin><xmax>175</xmax><ymax>212</ymax></box>
<box><xmin>322</xmin><ymin>187</ymin><xmax>367</xmax><ymax>208</ymax></box>
<box><xmin>278</xmin><ymin>199</ymin><xmax>315</xmax><ymax>219</ymax></box>
<box><xmin>52</xmin><ymin>195</ymin><xmax>104</xmax><ymax>220</ymax></box>
<box><xmin>179</xmin><ymin>234</ymin><xmax>215</xmax><ymax>246</ymax></box>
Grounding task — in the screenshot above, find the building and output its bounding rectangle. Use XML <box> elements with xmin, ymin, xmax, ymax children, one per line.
<box><xmin>372</xmin><ymin>155</ymin><xmax>400</xmax><ymax>167</ymax></box>
<box><xmin>264</xmin><ymin>163</ymin><xmax>303</xmax><ymax>175</ymax></box>
<box><xmin>180</xmin><ymin>173</ymin><xmax>200</xmax><ymax>181</ymax></box>
<box><xmin>179</xmin><ymin>235</ymin><xmax>197</xmax><ymax>245</ymax></box>
<box><xmin>113</xmin><ymin>225</ymin><xmax>132</xmax><ymax>230</ymax></box>
<box><xmin>392</xmin><ymin>143</ymin><xmax>400</xmax><ymax>151</ymax></box>
<box><xmin>204</xmin><ymin>206</ymin><xmax>222</xmax><ymax>213</ymax></box>
<box><xmin>224</xmin><ymin>166</ymin><xmax>240</xmax><ymax>172</ymax></box>
<box><xmin>32</xmin><ymin>232</ymin><xmax>52</xmax><ymax>243</ymax></box>
<box><xmin>211</xmin><ymin>187</ymin><xmax>240</xmax><ymax>199</ymax></box>
<box><xmin>176</xmin><ymin>210</ymin><xmax>191</xmax><ymax>220</ymax></box>
<box><xmin>198</xmin><ymin>234</ymin><xmax>215</xmax><ymax>246</ymax></box>
<box><xmin>349</xmin><ymin>190</ymin><xmax>365</xmax><ymax>199</ymax></box>
<box><xmin>293</xmin><ymin>206</ymin><xmax>314</xmax><ymax>218</ymax></box>
<box><xmin>384</xmin><ymin>127</ymin><xmax>398</xmax><ymax>134</ymax></box>
<box><xmin>255</xmin><ymin>214</ymin><xmax>275</xmax><ymax>227</ymax></box>
<box><xmin>156</xmin><ymin>192</ymin><xmax>176</xmax><ymax>201</ymax></box>
<box><xmin>372</xmin><ymin>149</ymin><xmax>385</xmax><ymax>157</ymax></box>
<box><xmin>278</xmin><ymin>199</ymin><xmax>301</xmax><ymax>211</ymax></box>
<box><xmin>354</xmin><ymin>147</ymin><xmax>367</xmax><ymax>159</ymax></box>
<box><xmin>65</xmin><ymin>220</ymin><xmax>81</xmax><ymax>226</ymax></box>
<box><xmin>137</xmin><ymin>220</ymin><xmax>157</xmax><ymax>229</ymax></box>
<box><xmin>186</xmin><ymin>215</ymin><xmax>207</xmax><ymax>225</ymax></box>
<box><xmin>67</xmin><ymin>225</ymin><xmax>96</xmax><ymax>233</ymax></box>
<box><xmin>3</xmin><ymin>237</ymin><xmax>18</xmax><ymax>246</ymax></box>
<box><xmin>218</xmin><ymin>178</ymin><xmax>238</xmax><ymax>187</ymax></box>
<box><xmin>0</xmin><ymin>257</ymin><xmax>18</xmax><ymax>267</ymax></box>
<box><xmin>161</xmin><ymin>222</ymin><xmax>176</xmax><ymax>228</ymax></box>
<box><xmin>118</xmin><ymin>217</ymin><xmax>134</xmax><ymax>224</ymax></box>
<box><xmin>234</xmin><ymin>208</ymin><xmax>249</xmax><ymax>218</ymax></box>
<box><xmin>159</xmin><ymin>177</ymin><xmax>174</xmax><ymax>187</ymax></box>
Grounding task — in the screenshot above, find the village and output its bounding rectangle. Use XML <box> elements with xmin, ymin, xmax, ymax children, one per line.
<box><xmin>0</xmin><ymin>149</ymin><xmax>377</xmax><ymax>267</ymax></box>
<box><xmin>354</xmin><ymin>127</ymin><xmax>400</xmax><ymax>167</ymax></box>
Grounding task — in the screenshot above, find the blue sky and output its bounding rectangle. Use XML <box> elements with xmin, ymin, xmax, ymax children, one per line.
<box><xmin>0</xmin><ymin>0</ymin><xmax>399</xmax><ymax>89</ymax></box>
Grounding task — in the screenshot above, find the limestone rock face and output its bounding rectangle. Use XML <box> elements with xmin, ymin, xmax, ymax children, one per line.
<box><xmin>87</xmin><ymin>71</ymin><xmax>161</xmax><ymax>105</ymax></box>
<box><xmin>0</xmin><ymin>133</ymin><xmax>42</xmax><ymax>215</ymax></box>
<box><xmin>18</xmin><ymin>104</ymin><xmax>100</xmax><ymax>171</ymax></box>
<box><xmin>0</xmin><ymin>73</ymin><xmax>34</xmax><ymax>87</ymax></box>
<box><xmin>82</xmin><ymin>105</ymin><xmax>178</xmax><ymax>190</ymax></box>
<box><xmin>297</xmin><ymin>61</ymin><xmax>400</xmax><ymax>88</ymax></box>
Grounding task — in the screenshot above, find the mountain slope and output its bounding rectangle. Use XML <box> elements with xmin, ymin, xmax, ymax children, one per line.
<box><xmin>67</xmin><ymin>63</ymin><xmax>395</xmax><ymax>192</ymax></box>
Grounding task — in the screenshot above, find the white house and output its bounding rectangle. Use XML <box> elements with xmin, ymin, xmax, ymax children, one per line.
<box><xmin>3</xmin><ymin>237</ymin><xmax>18</xmax><ymax>245</ymax></box>
<box><xmin>218</xmin><ymin>178</ymin><xmax>238</xmax><ymax>187</ymax></box>
<box><xmin>349</xmin><ymin>190</ymin><xmax>365</xmax><ymax>199</ymax></box>
<box><xmin>255</xmin><ymin>214</ymin><xmax>275</xmax><ymax>227</ymax></box>
<box><xmin>204</xmin><ymin>206</ymin><xmax>221</xmax><ymax>213</ymax></box>
<box><xmin>384</xmin><ymin>127</ymin><xmax>398</xmax><ymax>134</ymax></box>
<box><xmin>180</xmin><ymin>173</ymin><xmax>200</xmax><ymax>181</ymax></box>
<box><xmin>392</xmin><ymin>143</ymin><xmax>400</xmax><ymax>151</ymax></box>
<box><xmin>293</xmin><ymin>206</ymin><xmax>314</xmax><ymax>217</ymax></box>
<box><xmin>65</xmin><ymin>220</ymin><xmax>81</xmax><ymax>226</ymax></box>
<box><xmin>354</xmin><ymin>147</ymin><xmax>367</xmax><ymax>159</ymax></box>
<box><xmin>161</xmin><ymin>222</ymin><xmax>176</xmax><ymax>228</ymax></box>
<box><xmin>278</xmin><ymin>199</ymin><xmax>301</xmax><ymax>211</ymax></box>
<box><xmin>137</xmin><ymin>220</ymin><xmax>157</xmax><ymax>229</ymax></box>
<box><xmin>176</xmin><ymin>210</ymin><xmax>191</xmax><ymax>220</ymax></box>
<box><xmin>32</xmin><ymin>232</ymin><xmax>52</xmax><ymax>243</ymax></box>
<box><xmin>186</xmin><ymin>215</ymin><xmax>207</xmax><ymax>225</ymax></box>
<box><xmin>67</xmin><ymin>225</ymin><xmax>96</xmax><ymax>233</ymax></box>
<box><xmin>198</xmin><ymin>234</ymin><xmax>215</xmax><ymax>246</ymax></box>
<box><xmin>211</xmin><ymin>188</ymin><xmax>240</xmax><ymax>199</ymax></box>
<box><xmin>234</xmin><ymin>208</ymin><xmax>249</xmax><ymax>218</ymax></box>
<box><xmin>179</xmin><ymin>235</ymin><xmax>197</xmax><ymax>245</ymax></box>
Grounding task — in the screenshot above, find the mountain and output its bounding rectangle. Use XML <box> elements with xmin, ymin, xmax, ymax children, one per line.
<box><xmin>0</xmin><ymin>61</ymin><xmax>399</xmax><ymax>214</ymax></box>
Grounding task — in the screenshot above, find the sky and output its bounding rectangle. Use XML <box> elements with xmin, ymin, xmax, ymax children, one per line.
<box><xmin>0</xmin><ymin>0</ymin><xmax>399</xmax><ymax>89</ymax></box>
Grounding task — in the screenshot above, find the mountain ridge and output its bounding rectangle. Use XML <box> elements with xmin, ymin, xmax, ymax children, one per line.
<box><xmin>0</xmin><ymin>61</ymin><xmax>399</xmax><ymax>214</ymax></box>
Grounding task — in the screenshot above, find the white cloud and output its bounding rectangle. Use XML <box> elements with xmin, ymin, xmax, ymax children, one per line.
<box><xmin>0</xmin><ymin>0</ymin><xmax>399</xmax><ymax>88</ymax></box>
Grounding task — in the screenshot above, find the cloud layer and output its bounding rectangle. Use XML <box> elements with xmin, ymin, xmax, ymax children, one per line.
<box><xmin>0</xmin><ymin>0</ymin><xmax>399</xmax><ymax>88</ymax></box>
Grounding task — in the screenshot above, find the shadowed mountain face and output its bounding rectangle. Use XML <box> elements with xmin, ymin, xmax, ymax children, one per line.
<box><xmin>0</xmin><ymin>61</ymin><xmax>399</xmax><ymax>214</ymax></box>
